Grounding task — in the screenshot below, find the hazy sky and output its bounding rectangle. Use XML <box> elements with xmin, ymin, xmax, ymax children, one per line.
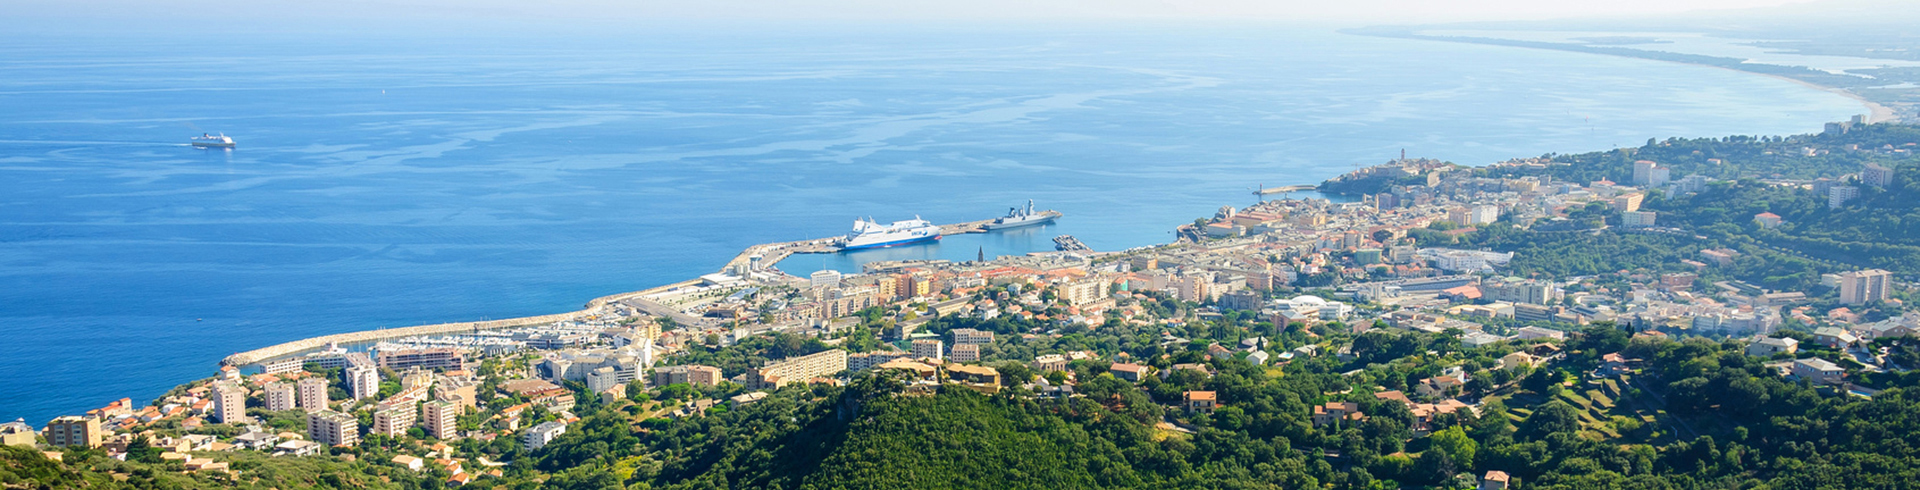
<box><xmin>4</xmin><ymin>0</ymin><xmax>1838</xmax><ymax>27</ymax></box>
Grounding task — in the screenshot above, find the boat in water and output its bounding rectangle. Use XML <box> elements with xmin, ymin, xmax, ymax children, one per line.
<box><xmin>191</xmin><ymin>133</ymin><xmax>235</xmax><ymax>148</ymax></box>
<box><xmin>842</xmin><ymin>217</ymin><xmax>941</xmax><ymax>250</ymax></box>
<box><xmin>982</xmin><ymin>199</ymin><xmax>1058</xmax><ymax>230</ymax></box>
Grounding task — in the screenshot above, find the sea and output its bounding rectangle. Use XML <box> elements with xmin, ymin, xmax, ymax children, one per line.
<box><xmin>0</xmin><ymin>23</ymin><xmax>1868</xmax><ymax>424</ymax></box>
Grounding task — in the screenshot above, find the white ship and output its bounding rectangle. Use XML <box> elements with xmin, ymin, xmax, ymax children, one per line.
<box><xmin>841</xmin><ymin>217</ymin><xmax>941</xmax><ymax>250</ymax></box>
<box><xmin>191</xmin><ymin>133</ymin><xmax>235</xmax><ymax>148</ymax></box>
<box><xmin>982</xmin><ymin>199</ymin><xmax>1058</xmax><ymax>230</ymax></box>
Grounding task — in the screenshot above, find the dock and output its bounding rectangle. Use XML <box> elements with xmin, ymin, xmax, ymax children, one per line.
<box><xmin>1253</xmin><ymin>184</ymin><xmax>1316</xmax><ymax>195</ymax></box>
<box><xmin>722</xmin><ymin>211</ymin><xmax>1063</xmax><ymax>270</ymax></box>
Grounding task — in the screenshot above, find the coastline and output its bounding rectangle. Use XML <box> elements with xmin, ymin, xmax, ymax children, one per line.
<box><xmin>1757</xmin><ymin>73</ymin><xmax>1899</xmax><ymax>124</ymax></box>
<box><xmin>1346</xmin><ymin>28</ymin><xmax>1907</xmax><ymax>124</ymax></box>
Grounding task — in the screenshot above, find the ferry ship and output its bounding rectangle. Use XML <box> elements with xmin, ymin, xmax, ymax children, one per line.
<box><xmin>842</xmin><ymin>217</ymin><xmax>941</xmax><ymax>250</ymax></box>
<box><xmin>982</xmin><ymin>199</ymin><xmax>1057</xmax><ymax>230</ymax></box>
<box><xmin>191</xmin><ymin>133</ymin><xmax>236</xmax><ymax>148</ymax></box>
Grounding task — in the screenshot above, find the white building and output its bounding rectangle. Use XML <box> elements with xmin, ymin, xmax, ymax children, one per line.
<box><xmin>1419</xmin><ymin>249</ymin><xmax>1513</xmax><ymax>273</ymax></box>
<box><xmin>523</xmin><ymin>421</ymin><xmax>567</xmax><ymax>450</ymax></box>
<box><xmin>1621</xmin><ymin>211</ymin><xmax>1657</xmax><ymax>228</ymax></box>
<box><xmin>809</xmin><ymin>270</ymin><xmax>843</xmax><ymax>289</ymax></box>
<box><xmin>911</xmin><ymin>339</ymin><xmax>944</xmax><ymax>361</ymax></box>
<box><xmin>346</xmin><ymin>365</ymin><xmax>380</xmax><ymax>400</ymax></box>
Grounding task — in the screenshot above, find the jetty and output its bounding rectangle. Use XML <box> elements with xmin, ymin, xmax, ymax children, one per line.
<box><xmin>1252</xmin><ymin>184</ymin><xmax>1316</xmax><ymax>195</ymax></box>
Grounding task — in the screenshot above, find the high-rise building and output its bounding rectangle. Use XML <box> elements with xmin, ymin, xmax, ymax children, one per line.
<box><xmin>911</xmin><ymin>339</ymin><xmax>945</xmax><ymax>361</ymax></box>
<box><xmin>1829</xmin><ymin>186</ymin><xmax>1860</xmax><ymax>209</ymax></box>
<box><xmin>307</xmin><ymin>410</ymin><xmax>359</xmax><ymax>447</ymax></box>
<box><xmin>1621</xmin><ymin>211</ymin><xmax>1657</xmax><ymax>228</ymax></box>
<box><xmin>1061</xmin><ymin>277</ymin><xmax>1111</xmax><ymax>306</ymax></box>
<box><xmin>346</xmin><ymin>365</ymin><xmax>379</xmax><ymax>400</ymax></box>
<box><xmin>372</xmin><ymin>403</ymin><xmax>415</xmax><ymax>437</ymax></box>
<box><xmin>1177</xmin><ymin>273</ymin><xmax>1212</xmax><ymax>303</ymax></box>
<box><xmin>211</xmin><ymin>383</ymin><xmax>247</xmax><ymax>424</ymax></box>
<box><xmin>1838</xmin><ymin>269</ymin><xmax>1892</xmax><ymax>305</ymax></box>
<box><xmin>45</xmin><ymin>416</ymin><xmax>101</xmax><ymax>448</ymax></box>
<box><xmin>1468</xmin><ymin>204</ymin><xmax>1500</xmax><ymax>225</ymax></box>
<box><xmin>1633</xmin><ymin>160</ymin><xmax>1667</xmax><ymax>186</ymax></box>
<box><xmin>421</xmin><ymin>400</ymin><xmax>459</xmax><ymax>440</ymax></box>
<box><xmin>950</xmin><ymin>344</ymin><xmax>981</xmax><ymax>363</ymax></box>
<box><xmin>1611</xmin><ymin>193</ymin><xmax>1645</xmax><ymax>212</ymax></box>
<box><xmin>297</xmin><ymin>377</ymin><xmax>330</xmax><ymax>411</ymax></box>
<box><xmin>1862</xmin><ymin>163</ymin><xmax>1894</xmax><ymax>188</ymax></box>
<box><xmin>264</xmin><ymin>382</ymin><xmax>297</xmax><ymax>411</ymax></box>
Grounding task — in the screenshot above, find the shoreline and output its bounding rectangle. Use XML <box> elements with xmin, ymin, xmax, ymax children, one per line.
<box><xmin>1754</xmin><ymin>72</ymin><xmax>1899</xmax><ymax>124</ymax></box>
<box><xmin>1350</xmin><ymin>29</ymin><xmax>1906</xmax><ymax>124</ymax></box>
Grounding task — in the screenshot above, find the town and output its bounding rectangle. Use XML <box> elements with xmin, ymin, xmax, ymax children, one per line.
<box><xmin>3</xmin><ymin>121</ymin><xmax>1917</xmax><ymax>490</ymax></box>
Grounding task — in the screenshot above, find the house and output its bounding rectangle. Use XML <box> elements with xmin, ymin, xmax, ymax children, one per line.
<box><xmin>1311</xmin><ymin>402</ymin><xmax>1366</xmax><ymax>427</ymax></box>
<box><xmin>1745</xmin><ymin>337</ymin><xmax>1799</xmax><ymax>358</ymax></box>
<box><xmin>1480</xmin><ymin>471</ymin><xmax>1510</xmax><ymax>490</ymax></box>
<box><xmin>1415</xmin><ymin>375</ymin><xmax>1465</xmax><ymax>398</ymax></box>
<box><xmin>1184</xmin><ymin>391</ymin><xmax>1217</xmax><ymax>414</ymax></box>
<box><xmin>1498</xmin><ymin>351</ymin><xmax>1540</xmax><ymax>370</ymax></box>
<box><xmin>1790</xmin><ymin>358</ymin><xmax>1845</xmax><ymax>385</ymax></box>
<box><xmin>392</xmin><ymin>455</ymin><xmax>425</xmax><ymax>471</ymax></box>
<box><xmin>1246</xmin><ymin>350</ymin><xmax>1271</xmax><ymax>366</ymax></box>
<box><xmin>232</xmin><ymin>430</ymin><xmax>280</xmax><ymax>451</ymax></box>
<box><xmin>1163</xmin><ymin>363</ymin><xmax>1214</xmax><ymax>380</ymax></box>
<box><xmin>1595</xmin><ymin>353</ymin><xmax>1634</xmax><ymax>377</ymax></box>
<box><xmin>1812</xmin><ymin>327</ymin><xmax>1859</xmax><ymax>348</ymax></box>
<box><xmin>1108</xmin><ymin>363</ymin><xmax>1150</xmax><ymax>382</ymax></box>
<box><xmin>272</xmin><ymin>439</ymin><xmax>323</xmax><ymax>457</ymax></box>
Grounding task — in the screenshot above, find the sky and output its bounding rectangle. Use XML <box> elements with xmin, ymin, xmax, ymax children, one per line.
<box><xmin>0</xmin><ymin>0</ymin><xmax>1843</xmax><ymax>29</ymax></box>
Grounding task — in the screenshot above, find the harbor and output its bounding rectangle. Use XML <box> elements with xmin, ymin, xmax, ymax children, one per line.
<box><xmin>223</xmin><ymin>209</ymin><xmax>1065</xmax><ymax>368</ymax></box>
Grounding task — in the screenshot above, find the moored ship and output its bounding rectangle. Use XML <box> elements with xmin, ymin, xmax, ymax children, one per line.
<box><xmin>841</xmin><ymin>217</ymin><xmax>941</xmax><ymax>250</ymax></box>
<box><xmin>191</xmin><ymin>133</ymin><xmax>236</xmax><ymax>148</ymax></box>
<box><xmin>982</xmin><ymin>199</ymin><xmax>1058</xmax><ymax>230</ymax></box>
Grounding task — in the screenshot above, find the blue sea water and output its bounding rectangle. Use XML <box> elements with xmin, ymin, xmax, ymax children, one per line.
<box><xmin>0</xmin><ymin>24</ymin><xmax>1866</xmax><ymax>424</ymax></box>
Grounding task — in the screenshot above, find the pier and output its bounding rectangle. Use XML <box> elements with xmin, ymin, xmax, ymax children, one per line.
<box><xmin>1252</xmin><ymin>184</ymin><xmax>1316</xmax><ymax>195</ymax></box>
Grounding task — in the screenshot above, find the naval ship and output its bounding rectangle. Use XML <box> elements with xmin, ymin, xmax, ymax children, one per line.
<box><xmin>982</xmin><ymin>199</ymin><xmax>1058</xmax><ymax>230</ymax></box>
<box><xmin>841</xmin><ymin>217</ymin><xmax>941</xmax><ymax>250</ymax></box>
